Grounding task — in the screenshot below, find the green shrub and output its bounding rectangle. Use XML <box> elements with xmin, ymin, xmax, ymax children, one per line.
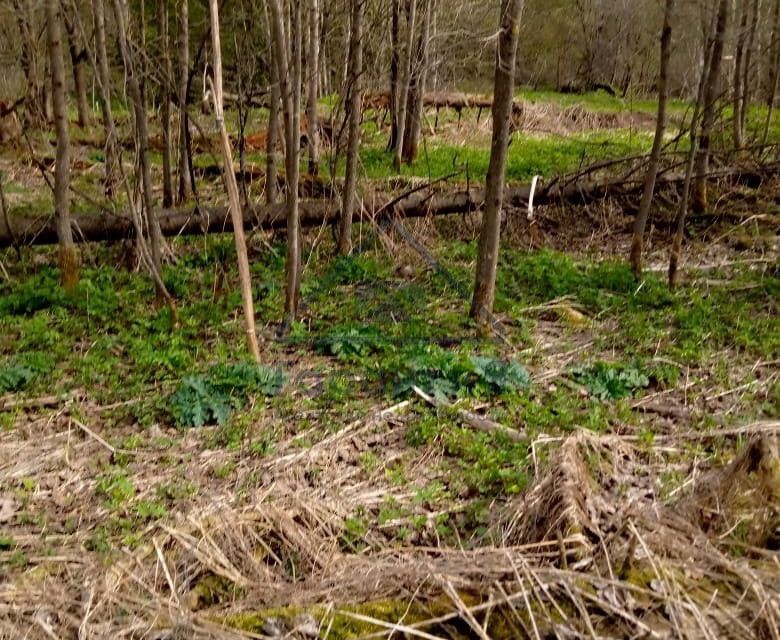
<box><xmin>169</xmin><ymin>362</ymin><xmax>286</xmax><ymax>428</ymax></box>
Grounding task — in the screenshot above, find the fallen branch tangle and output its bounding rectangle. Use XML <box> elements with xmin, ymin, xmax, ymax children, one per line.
<box><xmin>0</xmin><ymin>160</ymin><xmax>776</xmax><ymax>248</ymax></box>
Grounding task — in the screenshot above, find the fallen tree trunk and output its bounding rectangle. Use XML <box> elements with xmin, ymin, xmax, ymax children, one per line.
<box><xmin>0</xmin><ymin>163</ymin><xmax>775</xmax><ymax>248</ymax></box>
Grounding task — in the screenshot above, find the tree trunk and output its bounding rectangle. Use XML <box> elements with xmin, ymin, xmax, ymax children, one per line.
<box><xmin>158</xmin><ymin>0</ymin><xmax>174</xmax><ymax>208</ymax></box>
<box><xmin>402</xmin><ymin>0</ymin><xmax>433</xmax><ymax>165</ymax></box>
<box><xmin>63</xmin><ymin>4</ymin><xmax>91</xmax><ymax>129</ymax></box>
<box><xmin>764</xmin><ymin>0</ymin><xmax>780</xmax><ymax>144</ymax></box>
<box><xmin>268</xmin><ymin>0</ymin><xmax>302</xmax><ymax>328</ymax></box>
<box><xmin>177</xmin><ymin>0</ymin><xmax>192</xmax><ymax>204</ymax></box>
<box><xmin>470</xmin><ymin>0</ymin><xmax>524</xmax><ymax>323</ymax></box>
<box><xmin>13</xmin><ymin>0</ymin><xmax>48</xmax><ymax>127</ymax></box>
<box><xmin>339</xmin><ymin>0</ymin><xmax>365</xmax><ymax>255</ymax></box>
<box><xmin>388</xmin><ymin>0</ymin><xmax>401</xmax><ymax>152</ymax></box>
<box><xmin>112</xmin><ymin>0</ymin><xmax>165</xmax><ymax>299</ymax></box>
<box><xmin>739</xmin><ymin>0</ymin><xmax>760</xmax><ymax>140</ymax></box>
<box><xmin>262</xmin><ymin>0</ymin><xmax>281</xmax><ymax>205</ymax></box>
<box><xmin>306</xmin><ymin>0</ymin><xmax>321</xmax><ymax>176</ymax></box>
<box><xmin>208</xmin><ymin>0</ymin><xmax>261</xmax><ymax>362</ymax></box>
<box><xmin>669</xmin><ymin>8</ymin><xmax>717</xmax><ymax>289</ymax></box>
<box><xmin>732</xmin><ymin>2</ymin><xmax>748</xmax><ymax>150</ymax></box>
<box><xmin>393</xmin><ymin>0</ymin><xmax>418</xmax><ymax>170</ymax></box>
<box><xmin>92</xmin><ymin>0</ymin><xmax>119</xmax><ymax>197</ymax></box>
<box><xmin>629</xmin><ymin>0</ymin><xmax>674</xmax><ymax>280</ymax></box>
<box><xmin>691</xmin><ymin>0</ymin><xmax>729</xmax><ymax>214</ymax></box>
<box><xmin>46</xmin><ymin>0</ymin><xmax>79</xmax><ymax>290</ymax></box>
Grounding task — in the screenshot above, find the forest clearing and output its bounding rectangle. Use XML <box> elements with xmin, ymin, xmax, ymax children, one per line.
<box><xmin>0</xmin><ymin>0</ymin><xmax>778</xmax><ymax>638</ymax></box>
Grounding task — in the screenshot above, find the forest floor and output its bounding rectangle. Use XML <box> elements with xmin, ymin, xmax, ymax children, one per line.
<box><xmin>0</xmin><ymin>91</ymin><xmax>778</xmax><ymax>638</ymax></box>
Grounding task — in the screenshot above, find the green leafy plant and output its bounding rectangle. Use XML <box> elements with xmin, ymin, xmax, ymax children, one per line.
<box><xmin>169</xmin><ymin>362</ymin><xmax>286</xmax><ymax>428</ymax></box>
<box><xmin>572</xmin><ymin>361</ymin><xmax>649</xmax><ymax>400</ymax></box>
<box><xmin>386</xmin><ymin>345</ymin><xmax>530</xmax><ymax>400</ymax></box>
<box><xmin>315</xmin><ymin>325</ymin><xmax>386</xmax><ymax>360</ymax></box>
<box><xmin>0</xmin><ymin>363</ymin><xmax>36</xmax><ymax>393</ymax></box>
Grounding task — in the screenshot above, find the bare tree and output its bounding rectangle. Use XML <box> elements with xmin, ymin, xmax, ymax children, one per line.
<box><xmin>669</xmin><ymin>4</ymin><xmax>718</xmax><ymax>289</ymax></box>
<box><xmin>112</xmin><ymin>0</ymin><xmax>165</xmax><ymax>299</ymax></box>
<box><xmin>388</xmin><ymin>0</ymin><xmax>401</xmax><ymax>151</ymax></box>
<box><xmin>629</xmin><ymin>0</ymin><xmax>674</xmax><ymax>280</ymax></box>
<box><xmin>268</xmin><ymin>0</ymin><xmax>303</xmax><ymax>328</ymax></box>
<box><xmin>691</xmin><ymin>0</ymin><xmax>729</xmax><ymax>214</ymax></box>
<box><xmin>207</xmin><ymin>0</ymin><xmax>261</xmax><ymax>361</ymax></box>
<box><xmin>157</xmin><ymin>0</ymin><xmax>174</xmax><ymax>207</ymax></box>
<box><xmin>393</xmin><ymin>0</ymin><xmax>418</xmax><ymax>170</ymax></box>
<box><xmin>402</xmin><ymin>0</ymin><xmax>434</xmax><ymax>164</ymax></box>
<box><xmin>306</xmin><ymin>0</ymin><xmax>321</xmax><ymax>175</ymax></box>
<box><xmin>470</xmin><ymin>0</ymin><xmax>524</xmax><ymax>322</ymax></box>
<box><xmin>339</xmin><ymin>0</ymin><xmax>365</xmax><ymax>256</ymax></box>
<box><xmin>13</xmin><ymin>0</ymin><xmax>48</xmax><ymax>127</ymax></box>
<box><xmin>91</xmin><ymin>0</ymin><xmax>119</xmax><ymax>197</ymax></box>
<box><xmin>46</xmin><ymin>0</ymin><xmax>79</xmax><ymax>290</ymax></box>
<box><xmin>764</xmin><ymin>0</ymin><xmax>780</xmax><ymax>143</ymax></box>
<box><xmin>63</xmin><ymin>2</ymin><xmax>91</xmax><ymax>128</ymax></box>
<box><xmin>732</xmin><ymin>0</ymin><xmax>749</xmax><ymax>149</ymax></box>
<box><xmin>176</xmin><ymin>0</ymin><xmax>192</xmax><ymax>204</ymax></box>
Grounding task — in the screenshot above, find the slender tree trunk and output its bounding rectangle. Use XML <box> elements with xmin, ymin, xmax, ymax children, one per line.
<box><xmin>393</xmin><ymin>0</ymin><xmax>418</xmax><ymax>170</ymax></box>
<box><xmin>306</xmin><ymin>0</ymin><xmax>321</xmax><ymax>175</ymax></box>
<box><xmin>402</xmin><ymin>0</ymin><xmax>433</xmax><ymax>164</ymax></box>
<box><xmin>388</xmin><ymin>0</ymin><xmax>401</xmax><ymax>151</ymax></box>
<box><xmin>691</xmin><ymin>0</ymin><xmax>729</xmax><ymax>214</ymax></box>
<box><xmin>764</xmin><ymin>0</ymin><xmax>780</xmax><ymax>143</ymax></box>
<box><xmin>470</xmin><ymin>0</ymin><xmax>524</xmax><ymax>322</ymax></box>
<box><xmin>46</xmin><ymin>0</ymin><xmax>79</xmax><ymax>290</ymax></box>
<box><xmin>339</xmin><ymin>0</ymin><xmax>364</xmax><ymax>255</ymax></box>
<box><xmin>158</xmin><ymin>0</ymin><xmax>174</xmax><ymax>207</ymax></box>
<box><xmin>268</xmin><ymin>0</ymin><xmax>302</xmax><ymax>328</ymax></box>
<box><xmin>740</xmin><ymin>0</ymin><xmax>760</xmax><ymax>139</ymax></box>
<box><xmin>112</xmin><ymin>0</ymin><xmax>164</xmax><ymax>299</ymax></box>
<box><xmin>733</xmin><ymin>2</ymin><xmax>748</xmax><ymax>149</ymax></box>
<box><xmin>13</xmin><ymin>0</ymin><xmax>47</xmax><ymax>127</ymax></box>
<box><xmin>208</xmin><ymin>0</ymin><xmax>261</xmax><ymax>361</ymax></box>
<box><xmin>92</xmin><ymin>0</ymin><xmax>119</xmax><ymax>197</ymax></box>
<box><xmin>669</xmin><ymin>13</ymin><xmax>716</xmax><ymax>289</ymax></box>
<box><xmin>177</xmin><ymin>0</ymin><xmax>192</xmax><ymax>203</ymax></box>
<box><xmin>629</xmin><ymin>0</ymin><xmax>674</xmax><ymax>280</ymax></box>
<box><xmin>262</xmin><ymin>0</ymin><xmax>281</xmax><ymax>205</ymax></box>
<box><xmin>63</xmin><ymin>5</ymin><xmax>91</xmax><ymax>129</ymax></box>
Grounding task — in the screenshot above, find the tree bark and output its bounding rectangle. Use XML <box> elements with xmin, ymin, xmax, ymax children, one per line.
<box><xmin>63</xmin><ymin>3</ymin><xmax>91</xmax><ymax>129</ymax></box>
<box><xmin>339</xmin><ymin>0</ymin><xmax>365</xmax><ymax>256</ymax></box>
<box><xmin>470</xmin><ymin>0</ymin><xmax>524</xmax><ymax>323</ymax></box>
<box><xmin>393</xmin><ymin>0</ymin><xmax>418</xmax><ymax>170</ymax></box>
<box><xmin>739</xmin><ymin>0</ymin><xmax>760</xmax><ymax>141</ymax></box>
<box><xmin>208</xmin><ymin>0</ymin><xmax>261</xmax><ymax>362</ymax></box>
<box><xmin>13</xmin><ymin>0</ymin><xmax>48</xmax><ymax>127</ymax></box>
<box><xmin>733</xmin><ymin>1</ymin><xmax>748</xmax><ymax>150</ymax></box>
<box><xmin>268</xmin><ymin>0</ymin><xmax>303</xmax><ymax>328</ymax></box>
<box><xmin>176</xmin><ymin>0</ymin><xmax>192</xmax><ymax>204</ymax></box>
<box><xmin>46</xmin><ymin>0</ymin><xmax>79</xmax><ymax>290</ymax></box>
<box><xmin>112</xmin><ymin>0</ymin><xmax>165</xmax><ymax>299</ymax></box>
<box><xmin>402</xmin><ymin>0</ymin><xmax>433</xmax><ymax>165</ymax></box>
<box><xmin>691</xmin><ymin>0</ymin><xmax>729</xmax><ymax>214</ymax></box>
<box><xmin>306</xmin><ymin>0</ymin><xmax>321</xmax><ymax>176</ymax></box>
<box><xmin>92</xmin><ymin>0</ymin><xmax>119</xmax><ymax>197</ymax></box>
<box><xmin>4</xmin><ymin>163</ymin><xmax>772</xmax><ymax>249</ymax></box>
<box><xmin>388</xmin><ymin>0</ymin><xmax>401</xmax><ymax>152</ymax></box>
<box><xmin>764</xmin><ymin>0</ymin><xmax>780</xmax><ymax>144</ymax></box>
<box><xmin>158</xmin><ymin>0</ymin><xmax>174</xmax><ymax>208</ymax></box>
<box><xmin>629</xmin><ymin>0</ymin><xmax>674</xmax><ymax>280</ymax></box>
<box><xmin>669</xmin><ymin>7</ymin><xmax>717</xmax><ymax>289</ymax></box>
